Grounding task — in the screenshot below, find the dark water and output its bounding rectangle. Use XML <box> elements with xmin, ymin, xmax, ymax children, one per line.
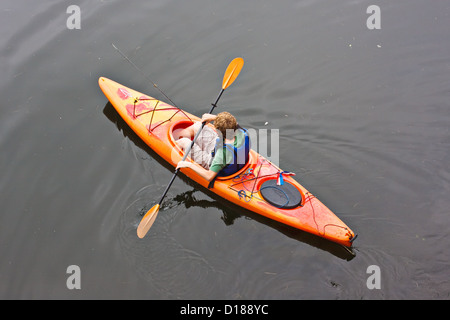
<box><xmin>1</xmin><ymin>0</ymin><xmax>449</xmax><ymax>299</ymax></box>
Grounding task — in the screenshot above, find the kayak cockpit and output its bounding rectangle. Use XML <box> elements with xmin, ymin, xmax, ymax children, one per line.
<box><xmin>169</xmin><ymin>119</ymin><xmax>253</xmax><ymax>180</ymax></box>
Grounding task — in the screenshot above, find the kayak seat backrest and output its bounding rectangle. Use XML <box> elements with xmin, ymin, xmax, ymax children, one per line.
<box><xmin>215</xmin><ymin>151</ymin><xmax>254</xmax><ymax>181</ymax></box>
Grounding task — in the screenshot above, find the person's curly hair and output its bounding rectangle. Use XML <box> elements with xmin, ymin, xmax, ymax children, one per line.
<box><xmin>214</xmin><ymin>112</ymin><xmax>237</xmax><ymax>139</ymax></box>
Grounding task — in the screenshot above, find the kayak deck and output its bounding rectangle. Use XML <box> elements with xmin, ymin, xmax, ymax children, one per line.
<box><xmin>99</xmin><ymin>77</ymin><xmax>356</xmax><ymax>247</ymax></box>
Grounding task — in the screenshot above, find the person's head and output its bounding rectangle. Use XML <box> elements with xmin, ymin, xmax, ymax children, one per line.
<box><xmin>214</xmin><ymin>112</ymin><xmax>237</xmax><ymax>139</ymax></box>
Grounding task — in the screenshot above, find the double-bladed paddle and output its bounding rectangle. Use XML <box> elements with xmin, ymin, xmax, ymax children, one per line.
<box><xmin>137</xmin><ymin>57</ymin><xmax>244</xmax><ymax>238</ymax></box>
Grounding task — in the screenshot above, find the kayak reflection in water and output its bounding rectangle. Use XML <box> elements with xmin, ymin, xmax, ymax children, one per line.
<box><xmin>176</xmin><ymin>111</ymin><xmax>250</xmax><ymax>182</ymax></box>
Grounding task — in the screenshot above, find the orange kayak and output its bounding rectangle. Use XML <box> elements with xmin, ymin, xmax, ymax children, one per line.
<box><xmin>99</xmin><ymin>77</ymin><xmax>356</xmax><ymax>247</ymax></box>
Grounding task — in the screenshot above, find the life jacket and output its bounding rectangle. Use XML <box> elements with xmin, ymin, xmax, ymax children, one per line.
<box><xmin>208</xmin><ymin>128</ymin><xmax>250</xmax><ymax>188</ymax></box>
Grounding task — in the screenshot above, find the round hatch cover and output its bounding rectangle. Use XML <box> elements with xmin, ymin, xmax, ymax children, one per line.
<box><xmin>259</xmin><ymin>179</ymin><xmax>302</xmax><ymax>209</ymax></box>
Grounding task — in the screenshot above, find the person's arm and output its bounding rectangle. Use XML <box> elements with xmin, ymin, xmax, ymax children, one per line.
<box><xmin>201</xmin><ymin>113</ymin><xmax>216</xmax><ymax>123</ymax></box>
<box><xmin>176</xmin><ymin>160</ymin><xmax>217</xmax><ymax>181</ymax></box>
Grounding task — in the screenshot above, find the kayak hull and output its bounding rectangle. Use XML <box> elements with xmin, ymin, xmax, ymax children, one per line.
<box><xmin>99</xmin><ymin>77</ymin><xmax>356</xmax><ymax>247</ymax></box>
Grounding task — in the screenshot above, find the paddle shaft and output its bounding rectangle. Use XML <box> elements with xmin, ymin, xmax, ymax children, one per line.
<box><xmin>156</xmin><ymin>89</ymin><xmax>224</xmax><ymax>205</ymax></box>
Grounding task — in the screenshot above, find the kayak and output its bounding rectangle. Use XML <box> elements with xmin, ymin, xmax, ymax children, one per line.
<box><xmin>99</xmin><ymin>77</ymin><xmax>357</xmax><ymax>248</ymax></box>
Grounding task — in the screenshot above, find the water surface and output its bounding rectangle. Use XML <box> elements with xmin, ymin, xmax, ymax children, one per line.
<box><xmin>1</xmin><ymin>0</ymin><xmax>449</xmax><ymax>299</ymax></box>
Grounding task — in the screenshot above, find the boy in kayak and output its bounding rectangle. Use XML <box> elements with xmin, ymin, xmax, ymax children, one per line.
<box><xmin>175</xmin><ymin>111</ymin><xmax>250</xmax><ymax>182</ymax></box>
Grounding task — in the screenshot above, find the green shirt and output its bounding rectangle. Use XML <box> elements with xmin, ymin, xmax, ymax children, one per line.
<box><xmin>209</xmin><ymin>130</ymin><xmax>246</xmax><ymax>173</ymax></box>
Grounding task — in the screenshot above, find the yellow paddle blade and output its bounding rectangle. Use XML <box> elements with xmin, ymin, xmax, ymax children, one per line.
<box><xmin>137</xmin><ymin>204</ymin><xmax>160</xmax><ymax>238</ymax></box>
<box><xmin>222</xmin><ymin>57</ymin><xmax>244</xmax><ymax>90</ymax></box>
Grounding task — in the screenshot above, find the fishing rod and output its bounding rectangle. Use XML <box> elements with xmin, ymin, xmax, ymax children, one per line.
<box><xmin>111</xmin><ymin>43</ymin><xmax>178</xmax><ymax>108</ymax></box>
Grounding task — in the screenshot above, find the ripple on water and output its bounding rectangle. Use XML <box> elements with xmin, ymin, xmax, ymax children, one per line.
<box><xmin>118</xmin><ymin>184</ymin><xmax>239</xmax><ymax>299</ymax></box>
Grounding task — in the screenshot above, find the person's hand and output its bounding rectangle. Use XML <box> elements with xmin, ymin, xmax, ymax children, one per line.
<box><xmin>201</xmin><ymin>113</ymin><xmax>216</xmax><ymax>123</ymax></box>
<box><xmin>176</xmin><ymin>160</ymin><xmax>191</xmax><ymax>170</ymax></box>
